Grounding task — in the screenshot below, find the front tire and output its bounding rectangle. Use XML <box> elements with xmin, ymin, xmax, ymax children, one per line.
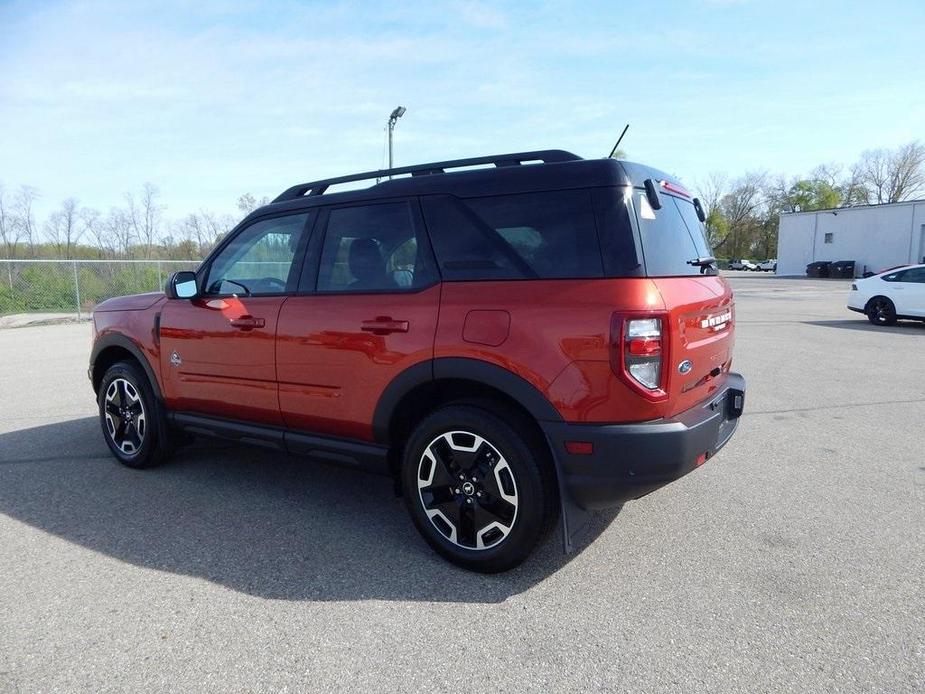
<box><xmin>98</xmin><ymin>360</ymin><xmax>169</xmax><ymax>469</ymax></box>
<box><xmin>400</xmin><ymin>404</ymin><xmax>557</xmax><ymax>573</ymax></box>
<box><xmin>866</xmin><ymin>297</ymin><xmax>897</xmax><ymax>326</ymax></box>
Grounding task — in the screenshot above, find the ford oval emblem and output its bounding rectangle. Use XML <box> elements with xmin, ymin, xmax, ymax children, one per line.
<box><xmin>678</xmin><ymin>359</ymin><xmax>693</xmax><ymax>374</ymax></box>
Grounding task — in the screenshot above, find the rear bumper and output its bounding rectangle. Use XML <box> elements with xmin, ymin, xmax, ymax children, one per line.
<box><xmin>543</xmin><ymin>373</ymin><xmax>746</xmax><ymax>510</ymax></box>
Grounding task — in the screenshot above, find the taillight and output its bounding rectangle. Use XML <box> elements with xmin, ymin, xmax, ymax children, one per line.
<box><xmin>611</xmin><ymin>313</ymin><xmax>669</xmax><ymax>399</ymax></box>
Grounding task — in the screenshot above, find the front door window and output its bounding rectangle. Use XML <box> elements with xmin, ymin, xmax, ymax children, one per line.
<box><xmin>206</xmin><ymin>213</ymin><xmax>312</xmax><ymax>296</ymax></box>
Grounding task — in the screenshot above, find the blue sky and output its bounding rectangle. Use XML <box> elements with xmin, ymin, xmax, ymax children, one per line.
<box><xmin>1</xmin><ymin>0</ymin><xmax>923</xmax><ymax>220</ymax></box>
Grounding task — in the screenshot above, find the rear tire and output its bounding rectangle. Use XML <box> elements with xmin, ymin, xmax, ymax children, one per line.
<box><xmin>400</xmin><ymin>404</ymin><xmax>557</xmax><ymax>573</ymax></box>
<box><xmin>866</xmin><ymin>297</ymin><xmax>897</xmax><ymax>326</ymax></box>
<box><xmin>98</xmin><ymin>360</ymin><xmax>170</xmax><ymax>469</ymax></box>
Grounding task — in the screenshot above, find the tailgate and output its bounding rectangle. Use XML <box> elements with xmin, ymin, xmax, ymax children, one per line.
<box><xmin>652</xmin><ymin>276</ymin><xmax>735</xmax><ymax>417</ymax></box>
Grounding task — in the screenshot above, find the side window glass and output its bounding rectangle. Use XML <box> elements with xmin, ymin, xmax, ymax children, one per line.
<box><xmin>422</xmin><ymin>191</ymin><xmax>605</xmax><ymax>281</ymax></box>
<box><xmin>316</xmin><ymin>202</ymin><xmax>433</xmax><ymax>292</ymax></box>
<box><xmin>901</xmin><ymin>267</ymin><xmax>925</xmax><ymax>283</ymax></box>
<box><xmin>882</xmin><ymin>271</ymin><xmax>904</xmax><ymax>282</ymax></box>
<box><xmin>205</xmin><ymin>213</ymin><xmax>311</xmax><ymax>295</ymax></box>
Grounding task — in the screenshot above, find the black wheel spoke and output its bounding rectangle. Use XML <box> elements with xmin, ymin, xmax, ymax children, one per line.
<box><xmin>477</xmin><ymin>492</ymin><xmax>516</xmax><ymax>526</ymax></box>
<box><xmin>104</xmin><ymin>377</ymin><xmax>146</xmax><ymax>455</ymax></box>
<box><xmin>457</xmin><ymin>502</ymin><xmax>477</xmax><ymax>547</ymax></box>
<box><xmin>417</xmin><ymin>430</ymin><xmax>519</xmax><ymax>551</ymax></box>
<box><xmin>431</xmin><ymin>437</ymin><xmax>465</xmax><ymax>480</ymax></box>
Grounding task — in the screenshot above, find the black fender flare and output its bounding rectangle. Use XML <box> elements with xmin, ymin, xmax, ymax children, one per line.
<box><xmin>372</xmin><ymin>356</ymin><xmax>585</xmax><ymax>553</ymax></box>
<box><xmin>90</xmin><ymin>332</ymin><xmax>163</xmax><ymax>402</ymax></box>
<box><xmin>371</xmin><ymin>357</ymin><xmax>563</xmax><ymax>444</ymax></box>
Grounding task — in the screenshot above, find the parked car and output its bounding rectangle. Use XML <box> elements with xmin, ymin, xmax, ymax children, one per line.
<box><xmin>806</xmin><ymin>261</ymin><xmax>833</xmax><ymax>277</ymax></box>
<box><xmin>88</xmin><ymin>150</ymin><xmax>746</xmax><ymax>572</ymax></box>
<box><xmin>848</xmin><ymin>263</ymin><xmax>925</xmax><ymax>325</ymax></box>
<box><xmin>729</xmin><ymin>259</ymin><xmax>758</xmax><ymax>271</ymax></box>
<box><xmin>757</xmin><ymin>259</ymin><xmax>777</xmax><ymax>272</ymax></box>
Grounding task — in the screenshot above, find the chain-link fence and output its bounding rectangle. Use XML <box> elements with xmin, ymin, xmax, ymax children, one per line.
<box><xmin>0</xmin><ymin>259</ymin><xmax>201</xmax><ymax>322</ymax></box>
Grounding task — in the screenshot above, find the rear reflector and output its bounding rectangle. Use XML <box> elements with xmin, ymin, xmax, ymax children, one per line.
<box><xmin>565</xmin><ymin>441</ymin><xmax>594</xmax><ymax>456</ymax></box>
<box><xmin>695</xmin><ymin>453</ymin><xmax>707</xmax><ymax>466</ymax></box>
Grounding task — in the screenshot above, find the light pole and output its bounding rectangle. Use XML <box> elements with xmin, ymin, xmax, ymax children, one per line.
<box><xmin>387</xmin><ymin>106</ymin><xmax>406</xmax><ymax>172</ymax></box>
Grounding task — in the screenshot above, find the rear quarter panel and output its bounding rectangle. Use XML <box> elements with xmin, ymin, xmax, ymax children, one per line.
<box><xmin>435</xmin><ymin>279</ymin><xmax>670</xmax><ymax>423</ymax></box>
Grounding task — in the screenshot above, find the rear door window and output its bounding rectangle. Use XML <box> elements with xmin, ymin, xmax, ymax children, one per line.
<box><xmin>422</xmin><ymin>191</ymin><xmax>605</xmax><ymax>280</ymax></box>
<box><xmin>634</xmin><ymin>192</ymin><xmax>716</xmax><ymax>276</ymax></box>
<box><xmin>313</xmin><ymin>201</ymin><xmax>436</xmax><ymax>293</ymax></box>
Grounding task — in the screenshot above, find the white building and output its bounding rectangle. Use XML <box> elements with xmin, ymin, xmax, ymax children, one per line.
<box><xmin>777</xmin><ymin>199</ymin><xmax>925</xmax><ymax>277</ymax></box>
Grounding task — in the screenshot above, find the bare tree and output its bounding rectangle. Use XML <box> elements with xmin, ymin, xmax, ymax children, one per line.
<box><xmin>126</xmin><ymin>183</ymin><xmax>163</xmax><ymax>258</ymax></box>
<box><xmin>841</xmin><ymin>162</ymin><xmax>870</xmax><ymax>206</ymax></box>
<box><xmin>105</xmin><ymin>207</ymin><xmax>134</xmax><ymax>257</ymax></box>
<box><xmin>200</xmin><ymin>210</ymin><xmax>235</xmax><ymax>248</ymax></box>
<box><xmin>44</xmin><ymin>198</ymin><xmax>83</xmax><ymax>258</ymax></box>
<box><xmin>0</xmin><ymin>184</ymin><xmax>23</xmax><ymax>259</ymax></box>
<box><xmin>14</xmin><ymin>185</ymin><xmax>39</xmax><ymax>254</ymax></box>
<box><xmin>81</xmin><ymin>208</ymin><xmax>110</xmax><ymax>258</ymax></box>
<box><xmin>887</xmin><ymin>141</ymin><xmax>925</xmax><ymax>202</ymax></box>
<box><xmin>857</xmin><ymin>141</ymin><xmax>925</xmax><ymax>203</ymax></box>
<box><xmin>237</xmin><ymin>193</ymin><xmax>269</xmax><ymax>215</ymax></box>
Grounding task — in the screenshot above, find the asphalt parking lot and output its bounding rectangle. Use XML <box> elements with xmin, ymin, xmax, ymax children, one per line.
<box><xmin>0</xmin><ymin>274</ymin><xmax>922</xmax><ymax>693</ymax></box>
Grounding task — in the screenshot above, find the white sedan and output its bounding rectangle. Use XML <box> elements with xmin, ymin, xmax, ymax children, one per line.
<box><xmin>848</xmin><ymin>264</ymin><xmax>925</xmax><ymax>325</ymax></box>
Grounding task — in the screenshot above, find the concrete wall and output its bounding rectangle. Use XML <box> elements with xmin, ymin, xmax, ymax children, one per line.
<box><xmin>777</xmin><ymin>201</ymin><xmax>925</xmax><ymax>276</ymax></box>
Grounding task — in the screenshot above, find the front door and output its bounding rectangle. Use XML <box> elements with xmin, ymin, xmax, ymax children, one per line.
<box><xmin>159</xmin><ymin>211</ymin><xmax>313</xmax><ymax>425</ymax></box>
<box><xmin>276</xmin><ymin>199</ymin><xmax>440</xmax><ymax>441</ymax></box>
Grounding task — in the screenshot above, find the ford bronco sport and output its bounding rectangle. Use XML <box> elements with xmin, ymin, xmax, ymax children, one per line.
<box><xmin>89</xmin><ymin>150</ymin><xmax>745</xmax><ymax>572</ymax></box>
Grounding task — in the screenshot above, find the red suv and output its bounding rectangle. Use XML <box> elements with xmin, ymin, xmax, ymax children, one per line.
<box><xmin>89</xmin><ymin>150</ymin><xmax>745</xmax><ymax>572</ymax></box>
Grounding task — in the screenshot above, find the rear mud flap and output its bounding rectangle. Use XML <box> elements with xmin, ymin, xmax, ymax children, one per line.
<box><xmin>545</xmin><ymin>433</ymin><xmax>592</xmax><ymax>553</ymax></box>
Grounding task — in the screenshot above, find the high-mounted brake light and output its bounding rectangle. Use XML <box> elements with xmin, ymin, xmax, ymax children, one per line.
<box><xmin>660</xmin><ymin>180</ymin><xmax>692</xmax><ymax>199</ymax></box>
<box><xmin>610</xmin><ymin>313</ymin><xmax>669</xmax><ymax>399</ymax></box>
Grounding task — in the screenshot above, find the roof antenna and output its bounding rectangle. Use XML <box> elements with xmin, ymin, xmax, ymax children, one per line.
<box><xmin>608</xmin><ymin>124</ymin><xmax>629</xmax><ymax>159</ymax></box>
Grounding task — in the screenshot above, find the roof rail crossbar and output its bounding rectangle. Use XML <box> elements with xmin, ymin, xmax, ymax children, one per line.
<box><xmin>272</xmin><ymin>149</ymin><xmax>581</xmax><ymax>202</ymax></box>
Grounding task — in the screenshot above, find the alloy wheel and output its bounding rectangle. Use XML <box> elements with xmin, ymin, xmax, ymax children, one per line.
<box><xmin>871</xmin><ymin>300</ymin><xmax>892</xmax><ymax>324</ymax></box>
<box><xmin>417</xmin><ymin>431</ymin><xmax>519</xmax><ymax>550</ymax></box>
<box><xmin>104</xmin><ymin>378</ymin><xmax>147</xmax><ymax>455</ymax></box>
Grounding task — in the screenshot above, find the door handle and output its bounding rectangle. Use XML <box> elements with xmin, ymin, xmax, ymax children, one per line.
<box><xmin>230</xmin><ymin>315</ymin><xmax>266</xmax><ymax>331</ymax></box>
<box><xmin>361</xmin><ymin>317</ymin><xmax>410</xmax><ymax>335</ymax></box>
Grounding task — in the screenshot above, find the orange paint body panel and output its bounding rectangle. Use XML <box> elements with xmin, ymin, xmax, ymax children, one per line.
<box><xmin>276</xmin><ymin>286</ymin><xmax>441</xmax><ymax>440</ymax></box>
<box><xmin>158</xmin><ymin>296</ymin><xmax>286</xmax><ymax>425</ymax></box>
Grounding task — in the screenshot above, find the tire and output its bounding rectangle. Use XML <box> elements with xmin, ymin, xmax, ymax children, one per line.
<box><xmin>400</xmin><ymin>403</ymin><xmax>558</xmax><ymax>573</ymax></box>
<box><xmin>98</xmin><ymin>360</ymin><xmax>170</xmax><ymax>469</ymax></box>
<box><xmin>866</xmin><ymin>297</ymin><xmax>897</xmax><ymax>326</ymax></box>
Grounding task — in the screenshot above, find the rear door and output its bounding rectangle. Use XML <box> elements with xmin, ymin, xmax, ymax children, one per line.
<box><xmin>632</xmin><ymin>188</ymin><xmax>735</xmax><ymax>417</ymax></box>
<box><xmin>159</xmin><ymin>211</ymin><xmax>313</xmax><ymax>425</ymax></box>
<box><xmin>884</xmin><ymin>266</ymin><xmax>925</xmax><ymax>316</ymax></box>
<box><xmin>275</xmin><ymin>199</ymin><xmax>440</xmax><ymax>441</ymax></box>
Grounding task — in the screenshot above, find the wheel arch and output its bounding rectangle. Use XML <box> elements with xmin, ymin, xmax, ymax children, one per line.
<box><xmin>372</xmin><ymin>357</ymin><xmax>563</xmax><ymax>448</ymax></box>
<box><xmin>864</xmin><ymin>294</ymin><xmax>894</xmax><ymax>312</ymax></box>
<box><xmin>91</xmin><ymin>333</ymin><xmax>163</xmax><ymax>401</ymax></box>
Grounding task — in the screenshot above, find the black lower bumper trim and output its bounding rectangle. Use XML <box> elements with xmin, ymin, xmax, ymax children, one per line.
<box><xmin>543</xmin><ymin>373</ymin><xmax>745</xmax><ymax>510</ymax></box>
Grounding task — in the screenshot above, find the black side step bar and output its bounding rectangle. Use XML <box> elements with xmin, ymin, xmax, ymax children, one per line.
<box><xmin>169</xmin><ymin>412</ymin><xmax>390</xmax><ymax>475</ymax></box>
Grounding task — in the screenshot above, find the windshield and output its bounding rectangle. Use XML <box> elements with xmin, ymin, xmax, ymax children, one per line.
<box><xmin>634</xmin><ymin>190</ymin><xmax>716</xmax><ymax>276</ymax></box>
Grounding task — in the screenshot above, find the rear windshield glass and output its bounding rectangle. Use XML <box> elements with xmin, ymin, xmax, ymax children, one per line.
<box><xmin>422</xmin><ymin>191</ymin><xmax>604</xmax><ymax>280</ymax></box>
<box><xmin>635</xmin><ymin>191</ymin><xmax>715</xmax><ymax>276</ymax></box>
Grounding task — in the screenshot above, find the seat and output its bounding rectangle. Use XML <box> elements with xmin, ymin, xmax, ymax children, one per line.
<box><xmin>348</xmin><ymin>238</ymin><xmax>398</xmax><ymax>291</ymax></box>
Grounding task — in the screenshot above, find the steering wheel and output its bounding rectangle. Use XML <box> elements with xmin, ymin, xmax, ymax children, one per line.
<box><xmin>259</xmin><ymin>277</ymin><xmax>287</xmax><ymax>292</ymax></box>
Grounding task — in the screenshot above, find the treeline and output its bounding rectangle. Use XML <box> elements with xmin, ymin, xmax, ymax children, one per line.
<box><xmin>0</xmin><ymin>184</ymin><xmax>270</xmax><ymax>261</ymax></box>
<box><xmin>2</xmin><ymin>141</ymin><xmax>924</xmax><ymax>264</ymax></box>
<box><xmin>698</xmin><ymin>141</ymin><xmax>924</xmax><ymax>260</ymax></box>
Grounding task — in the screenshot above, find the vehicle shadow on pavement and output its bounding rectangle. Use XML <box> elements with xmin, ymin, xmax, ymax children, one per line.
<box><xmin>0</xmin><ymin>417</ymin><xmax>620</xmax><ymax>603</ymax></box>
<box><xmin>803</xmin><ymin>319</ymin><xmax>925</xmax><ymax>334</ymax></box>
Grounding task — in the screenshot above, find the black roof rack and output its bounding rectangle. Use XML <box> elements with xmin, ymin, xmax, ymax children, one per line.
<box><xmin>272</xmin><ymin>149</ymin><xmax>582</xmax><ymax>203</ymax></box>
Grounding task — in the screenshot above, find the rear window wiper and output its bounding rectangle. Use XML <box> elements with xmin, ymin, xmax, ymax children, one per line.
<box><xmin>687</xmin><ymin>257</ymin><xmax>716</xmax><ymax>267</ymax></box>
